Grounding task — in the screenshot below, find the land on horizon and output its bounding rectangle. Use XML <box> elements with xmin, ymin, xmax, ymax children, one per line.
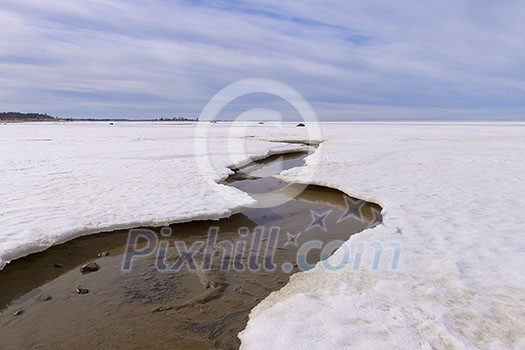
<box><xmin>0</xmin><ymin>112</ymin><xmax>199</xmax><ymax>123</ymax></box>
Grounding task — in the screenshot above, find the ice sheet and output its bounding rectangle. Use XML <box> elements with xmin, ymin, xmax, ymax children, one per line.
<box><xmin>2</xmin><ymin>121</ymin><xmax>525</xmax><ymax>349</ymax></box>
<box><xmin>239</xmin><ymin>122</ymin><xmax>525</xmax><ymax>349</ymax></box>
<box><xmin>0</xmin><ymin>122</ymin><xmax>306</xmax><ymax>270</ymax></box>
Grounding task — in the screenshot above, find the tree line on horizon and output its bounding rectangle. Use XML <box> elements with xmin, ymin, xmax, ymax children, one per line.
<box><xmin>0</xmin><ymin>112</ymin><xmax>199</xmax><ymax>122</ymax></box>
<box><xmin>0</xmin><ymin>112</ymin><xmax>58</xmax><ymax>121</ymax></box>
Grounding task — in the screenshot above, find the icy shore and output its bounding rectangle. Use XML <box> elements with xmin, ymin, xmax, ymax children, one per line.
<box><xmin>240</xmin><ymin>122</ymin><xmax>525</xmax><ymax>349</ymax></box>
<box><xmin>2</xmin><ymin>121</ymin><xmax>524</xmax><ymax>349</ymax></box>
<box><xmin>0</xmin><ymin>122</ymin><xmax>306</xmax><ymax>270</ymax></box>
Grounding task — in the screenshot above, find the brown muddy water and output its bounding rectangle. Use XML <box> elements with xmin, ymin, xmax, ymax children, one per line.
<box><xmin>0</xmin><ymin>152</ymin><xmax>382</xmax><ymax>349</ymax></box>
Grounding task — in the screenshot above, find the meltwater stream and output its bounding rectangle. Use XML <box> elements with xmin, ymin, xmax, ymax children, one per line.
<box><xmin>0</xmin><ymin>151</ymin><xmax>382</xmax><ymax>349</ymax></box>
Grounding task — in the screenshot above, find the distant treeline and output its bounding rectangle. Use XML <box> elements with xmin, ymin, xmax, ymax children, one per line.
<box><xmin>0</xmin><ymin>112</ymin><xmax>199</xmax><ymax>122</ymax></box>
<box><xmin>0</xmin><ymin>112</ymin><xmax>58</xmax><ymax>121</ymax></box>
<box><xmin>157</xmin><ymin>117</ymin><xmax>199</xmax><ymax>121</ymax></box>
<box><xmin>72</xmin><ymin>116</ymin><xmax>199</xmax><ymax>122</ymax></box>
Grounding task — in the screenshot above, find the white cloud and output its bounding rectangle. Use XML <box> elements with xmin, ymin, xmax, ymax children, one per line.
<box><xmin>0</xmin><ymin>0</ymin><xmax>524</xmax><ymax>119</ymax></box>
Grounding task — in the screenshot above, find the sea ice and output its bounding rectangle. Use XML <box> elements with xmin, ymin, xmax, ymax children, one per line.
<box><xmin>2</xmin><ymin>121</ymin><xmax>524</xmax><ymax>349</ymax></box>
<box><xmin>239</xmin><ymin>122</ymin><xmax>525</xmax><ymax>349</ymax></box>
<box><xmin>0</xmin><ymin>122</ymin><xmax>306</xmax><ymax>270</ymax></box>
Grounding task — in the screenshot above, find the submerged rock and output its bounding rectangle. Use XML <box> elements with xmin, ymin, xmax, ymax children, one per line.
<box><xmin>13</xmin><ymin>309</ymin><xmax>24</xmax><ymax>316</ymax></box>
<box><xmin>80</xmin><ymin>262</ymin><xmax>100</xmax><ymax>274</ymax></box>
<box><xmin>37</xmin><ymin>294</ymin><xmax>52</xmax><ymax>302</ymax></box>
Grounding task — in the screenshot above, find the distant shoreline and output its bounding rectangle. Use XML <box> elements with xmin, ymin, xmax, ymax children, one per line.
<box><xmin>1</xmin><ymin>119</ymin><xmax>200</xmax><ymax>124</ymax></box>
<box><xmin>0</xmin><ymin>112</ymin><xmax>199</xmax><ymax>123</ymax></box>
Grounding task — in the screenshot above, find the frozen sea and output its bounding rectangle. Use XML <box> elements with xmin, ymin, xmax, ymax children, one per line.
<box><xmin>1</xmin><ymin>121</ymin><xmax>525</xmax><ymax>349</ymax></box>
<box><xmin>0</xmin><ymin>122</ymin><xmax>308</xmax><ymax>270</ymax></box>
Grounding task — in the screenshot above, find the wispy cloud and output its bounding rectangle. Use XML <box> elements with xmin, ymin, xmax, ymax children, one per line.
<box><xmin>0</xmin><ymin>0</ymin><xmax>524</xmax><ymax>120</ymax></box>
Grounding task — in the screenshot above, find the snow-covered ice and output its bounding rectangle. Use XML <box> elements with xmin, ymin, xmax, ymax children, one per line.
<box><xmin>240</xmin><ymin>122</ymin><xmax>525</xmax><ymax>349</ymax></box>
<box><xmin>1</xmin><ymin>121</ymin><xmax>525</xmax><ymax>349</ymax></box>
<box><xmin>0</xmin><ymin>122</ymin><xmax>306</xmax><ymax>270</ymax></box>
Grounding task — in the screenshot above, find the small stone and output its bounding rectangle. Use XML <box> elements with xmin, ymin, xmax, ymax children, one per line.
<box><xmin>296</xmin><ymin>123</ymin><xmax>305</xmax><ymax>127</ymax></box>
<box><xmin>76</xmin><ymin>288</ymin><xmax>89</xmax><ymax>295</ymax></box>
<box><xmin>80</xmin><ymin>262</ymin><xmax>100</xmax><ymax>274</ymax></box>
<box><xmin>13</xmin><ymin>309</ymin><xmax>24</xmax><ymax>316</ymax></box>
<box><xmin>37</xmin><ymin>294</ymin><xmax>52</xmax><ymax>302</ymax></box>
<box><xmin>54</xmin><ymin>263</ymin><xmax>65</xmax><ymax>268</ymax></box>
<box><xmin>97</xmin><ymin>251</ymin><xmax>111</xmax><ymax>258</ymax></box>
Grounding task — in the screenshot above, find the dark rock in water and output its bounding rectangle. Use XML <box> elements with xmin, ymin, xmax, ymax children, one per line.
<box><xmin>296</xmin><ymin>123</ymin><xmax>305</xmax><ymax>127</ymax></box>
<box><xmin>54</xmin><ymin>263</ymin><xmax>65</xmax><ymax>268</ymax></box>
<box><xmin>37</xmin><ymin>294</ymin><xmax>52</xmax><ymax>302</ymax></box>
<box><xmin>97</xmin><ymin>251</ymin><xmax>111</xmax><ymax>258</ymax></box>
<box><xmin>80</xmin><ymin>262</ymin><xmax>100</xmax><ymax>274</ymax></box>
<box><xmin>228</xmin><ymin>172</ymin><xmax>260</xmax><ymax>181</ymax></box>
<box><xmin>13</xmin><ymin>309</ymin><xmax>24</xmax><ymax>316</ymax></box>
<box><xmin>76</xmin><ymin>288</ymin><xmax>89</xmax><ymax>295</ymax></box>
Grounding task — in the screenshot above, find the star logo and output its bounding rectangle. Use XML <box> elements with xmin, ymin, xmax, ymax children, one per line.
<box><xmin>367</xmin><ymin>207</ymin><xmax>383</xmax><ymax>228</ymax></box>
<box><xmin>307</xmin><ymin>209</ymin><xmax>332</xmax><ymax>232</ymax></box>
<box><xmin>338</xmin><ymin>195</ymin><xmax>365</xmax><ymax>223</ymax></box>
<box><xmin>284</xmin><ymin>231</ymin><xmax>301</xmax><ymax>247</ymax></box>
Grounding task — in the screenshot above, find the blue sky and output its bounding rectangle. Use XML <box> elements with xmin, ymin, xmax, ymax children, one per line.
<box><xmin>1</xmin><ymin>0</ymin><xmax>524</xmax><ymax>120</ymax></box>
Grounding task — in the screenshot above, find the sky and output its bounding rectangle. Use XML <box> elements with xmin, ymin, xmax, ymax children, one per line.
<box><xmin>1</xmin><ymin>0</ymin><xmax>524</xmax><ymax>120</ymax></box>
